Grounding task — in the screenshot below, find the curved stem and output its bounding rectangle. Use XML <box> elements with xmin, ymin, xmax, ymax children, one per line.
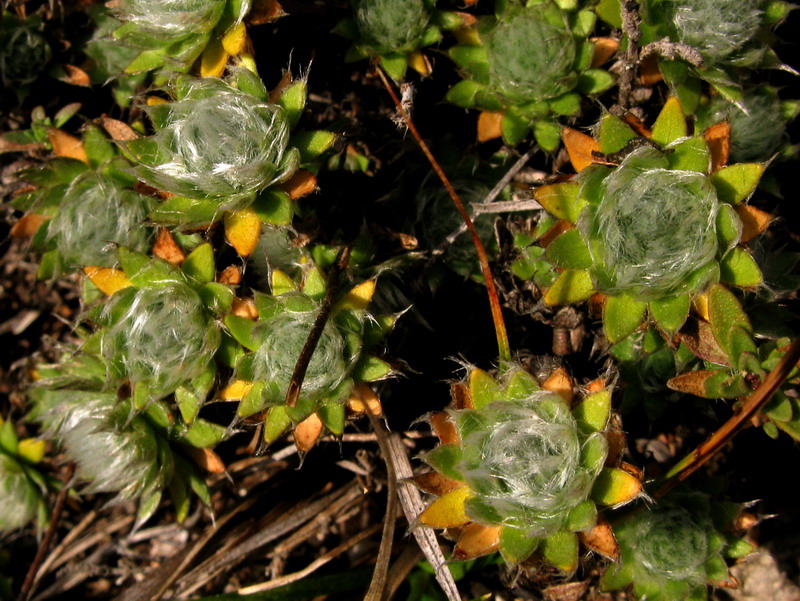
<box><xmin>374</xmin><ymin>64</ymin><xmax>511</xmax><ymax>362</ymax></box>
<box><xmin>652</xmin><ymin>335</ymin><xmax>800</xmax><ymax>499</ymax></box>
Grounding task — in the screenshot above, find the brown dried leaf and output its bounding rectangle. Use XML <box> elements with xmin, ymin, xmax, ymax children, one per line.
<box><xmin>736</xmin><ymin>204</ymin><xmax>772</xmax><ymax>243</ymax></box>
<box><xmin>60</xmin><ymin>64</ymin><xmax>91</xmax><ymax>87</ymax></box>
<box><xmin>620</xmin><ymin>112</ymin><xmax>651</xmax><ymax>138</ymax></box>
<box><xmin>47</xmin><ymin>128</ymin><xmax>88</xmax><ymax>163</ymax></box>
<box><xmin>588</xmin><ymin>293</ymin><xmax>606</xmax><ymax>319</ymax></box>
<box><xmin>152</xmin><ymin>228</ymin><xmax>185</xmax><ymax>265</ymax></box>
<box><xmin>0</xmin><ymin>136</ymin><xmax>42</xmax><ymax>154</ymax></box>
<box><xmin>667</xmin><ymin>370</ymin><xmax>719</xmax><ymax>396</ymax></box>
<box><xmin>538</xmin><ymin>219</ymin><xmax>574</xmax><ymax>248</ymax></box>
<box><xmin>451</xmin><ymin>381</ymin><xmax>472</xmax><ymax>410</ymax></box>
<box><xmin>453</xmin><ymin>523</ymin><xmax>501</xmax><ymax>560</ymax></box>
<box><xmin>346</xmin><ymin>382</ymin><xmax>383</xmax><ymax>416</ymax></box>
<box><xmin>578</xmin><ymin>516</ymin><xmax>619</xmax><ymax>560</ymax></box>
<box><xmin>704</xmin><ymin>120</ymin><xmax>731</xmax><ymax>172</ymax></box>
<box><xmin>410</xmin><ymin>471</ymin><xmax>462</xmax><ymax>496</ymax></box>
<box><xmin>269</xmin><ymin>70</ymin><xmax>293</xmax><ymax>103</ymax></box>
<box><xmin>218</xmin><ymin>265</ymin><xmax>241</xmax><ymax>285</ymax></box>
<box><xmin>247</xmin><ymin>0</ymin><xmax>286</xmax><ymax>25</ymax></box>
<box><xmin>477</xmin><ymin>111</ymin><xmax>503</xmax><ymax>143</ymax></box>
<box><xmin>678</xmin><ymin>318</ymin><xmax>731</xmax><ymax>366</ymax></box>
<box><xmin>98</xmin><ymin>117</ymin><xmax>139</xmax><ymax>141</ymax></box>
<box><xmin>604</xmin><ymin>413</ymin><xmax>627</xmax><ymax>467</ymax></box>
<box><xmin>280</xmin><ymin>169</ymin><xmax>317</xmax><ymax>200</ymax></box>
<box><xmin>638</xmin><ymin>53</ymin><xmax>663</xmax><ymax>85</ymax></box>
<box><xmin>543</xmin><ymin>581</ymin><xmax>589</xmax><ymax>601</ymax></box>
<box><xmin>10</xmin><ymin>213</ymin><xmax>47</xmax><ymax>238</ymax></box>
<box><xmin>184</xmin><ymin>446</ymin><xmax>226</xmax><ymax>474</ymax></box>
<box><xmin>562</xmin><ymin>127</ymin><xmax>600</xmax><ymax>172</ymax></box>
<box><xmin>231</xmin><ymin>298</ymin><xmax>258</xmax><ymax>320</ymax></box>
<box><xmin>590</xmin><ymin>37</ymin><xmax>619</xmax><ymax>67</ymax></box>
<box><xmin>542</xmin><ymin>366</ymin><xmax>573</xmax><ymax>405</ymax></box>
<box><xmin>430</xmin><ymin>411</ymin><xmax>458</xmax><ymax>445</ymax></box>
<box><xmin>294</xmin><ymin>413</ymin><xmax>324</xmax><ymax>453</ymax></box>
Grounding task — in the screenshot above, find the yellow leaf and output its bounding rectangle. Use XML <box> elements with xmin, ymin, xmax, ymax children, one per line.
<box><xmin>477</xmin><ymin>111</ymin><xmax>503</xmax><ymax>143</ymax></box>
<box><xmin>693</xmin><ymin>291</ymin><xmax>710</xmax><ymax>321</ymax></box>
<box><xmin>83</xmin><ymin>267</ymin><xmax>132</xmax><ymax>296</ymax></box>
<box><xmin>224</xmin><ymin>208</ymin><xmax>262</xmax><ymax>256</ymax></box>
<box><xmin>47</xmin><ymin>128</ymin><xmax>88</xmax><ymax>163</ymax></box>
<box><xmin>200</xmin><ymin>38</ymin><xmax>229</xmax><ymax>78</ymax></box>
<box><xmin>591</xmin><ymin>467</ymin><xmax>642</xmax><ymax>506</ymax></box>
<box><xmin>346</xmin><ymin>382</ymin><xmax>383</xmax><ymax>416</ymax></box>
<box><xmin>222</xmin><ymin>22</ymin><xmax>248</xmax><ymax>55</ymax></box>
<box><xmin>418</xmin><ymin>486</ymin><xmax>472</xmax><ymax>528</ymax></box>
<box><xmin>220</xmin><ymin>380</ymin><xmax>254</xmax><ymax>400</ymax></box>
<box><xmin>408</xmin><ymin>50</ymin><xmax>432</xmax><ymax>76</ymax></box>
<box><xmin>18</xmin><ymin>438</ymin><xmax>46</xmax><ymax>464</ymax></box>
<box><xmin>337</xmin><ymin>280</ymin><xmax>375</xmax><ymax>311</ymax></box>
<box><xmin>146</xmin><ymin>96</ymin><xmax>167</xmax><ymax>106</ymax></box>
<box><xmin>562</xmin><ymin>127</ymin><xmax>600</xmax><ymax>172</ymax></box>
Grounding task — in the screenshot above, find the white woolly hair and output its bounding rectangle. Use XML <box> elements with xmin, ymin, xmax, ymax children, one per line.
<box><xmin>46</xmin><ymin>173</ymin><xmax>151</xmax><ymax>268</ymax></box>
<box><xmin>626</xmin><ymin>499</ymin><xmax>712</xmax><ymax>581</ymax></box>
<box><xmin>0</xmin><ymin>454</ymin><xmax>41</xmax><ymax>532</ymax></box>
<box><xmin>101</xmin><ymin>283</ymin><xmax>219</xmax><ymax>397</ymax></box>
<box><xmin>116</xmin><ymin>0</ymin><xmax>228</xmax><ymax>37</ymax></box>
<box><xmin>667</xmin><ymin>0</ymin><xmax>763</xmax><ymax>62</ymax></box>
<box><xmin>580</xmin><ymin>151</ymin><xmax>719</xmax><ymax>299</ymax></box>
<box><xmin>44</xmin><ymin>393</ymin><xmax>161</xmax><ymax>499</ymax></box>
<box><xmin>354</xmin><ymin>0</ymin><xmax>431</xmax><ymax>53</ymax></box>
<box><xmin>455</xmin><ymin>391</ymin><xmax>605</xmax><ymax>535</ymax></box>
<box><xmin>139</xmin><ymin>80</ymin><xmax>294</xmax><ymax>205</ymax></box>
<box><xmin>249</xmin><ymin>310</ymin><xmax>350</xmax><ymax>400</ymax></box>
<box><xmin>485</xmin><ymin>9</ymin><xmax>577</xmax><ymax>103</ymax></box>
<box><xmin>710</xmin><ymin>89</ymin><xmax>785</xmax><ymax>162</ymax></box>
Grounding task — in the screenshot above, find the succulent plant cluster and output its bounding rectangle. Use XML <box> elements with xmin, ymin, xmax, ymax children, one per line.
<box><xmin>2</xmin><ymin>1</ymin><xmax>798</xmax><ymax>600</ymax></box>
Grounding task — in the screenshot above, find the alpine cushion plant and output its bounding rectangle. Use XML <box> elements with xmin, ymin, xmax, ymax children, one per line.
<box><xmin>601</xmin><ymin>490</ymin><xmax>754</xmax><ymax>601</ymax></box>
<box><xmin>0</xmin><ymin>11</ymin><xmax>52</xmax><ymax>98</ymax></box>
<box><xmin>533</xmin><ymin>98</ymin><xmax>767</xmax><ymax>342</ymax></box>
<box><xmin>111</xmin><ymin>0</ymin><xmax>253</xmax><ymax>79</ymax></box>
<box><xmin>445</xmin><ymin>0</ymin><xmax>615</xmax><ymax>149</ymax></box>
<box><xmin>221</xmin><ymin>260</ymin><xmax>395</xmax><ymax>450</ymax></box>
<box><xmin>335</xmin><ymin>0</ymin><xmax>469</xmax><ymax>81</ymax></box>
<box><xmin>416</xmin><ymin>365</ymin><xmax>642</xmax><ymax>571</ymax></box>
<box><xmin>123</xmin><ymin>74</ymin><xmax>335</xmax><ymax>236</ymax></box>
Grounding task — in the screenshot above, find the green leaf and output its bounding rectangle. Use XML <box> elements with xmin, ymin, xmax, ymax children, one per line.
<box><xmin>541</xmin><ymin>530</ymin><xmax>578</xmax><ymax>572</ymax></box>
<box><xmin>379</xmin><ymin>53</ymin><xmax>408</xmax><ymax>81</ymax></box>
<box><xmin>715</xmin><ymin>204</ymin><xmax>743</xmax><ymax>255</ymax></box>
<box><xmin>570</xmin><ymin>9</ymin><xmax>596</xmax><ymax>37</ymax></box>
<box><xmin>469</xmin><ymin>368</ymin><xmax>502</xmax><ymax>410</ymax></box>
<box><xmin>499</xmin><ymin>110</ymin><xmax>529</xmax><ymax>146</ymax></box>
<box><xmin>351</xmin><ymin>355</ymin><xmax>393</xmax><ymax>382</ymax></box>
<box><xmin>668</xmin><ymin>136</ymin><xmax>709</xmax><ymax>172</ymax></box>
<box><xmin>546</xmin><ymin>229</ymin><xmax>592</xmax><ymax>269</ymax></box>
<box><xmin>225</xmin><ymin>314</ymin><xmax>259</xmax><ymax>350</ymax></box>
<box><xmin>317</xmin><ymin>401</ymin><xmax>346</xmax><ymax>436</ymax></box>
<box><xmin>83</xmin><ymin>125</ymin><xmax>116</xmax><ymax>168</ymax></box>
<box><xmin>182</xmin><ymin>419</ymin><xmax>227</xmax><ymax>448</ymax></box>
<box><xmin>253</xmin><ymin>189</ymin><xmax>293</xmax><ymax>226</ymax></box>
<box><xmin>125</xmin><ymin>49</ymin><xmax>166</xmax><ymax>73</ymax></box>
<box><xmin>176</xmin><ymin>387</ymin><xmax>203</xmax><ymax>424</ymax></box>
<box><xmin>301</xmin><ymin>265</ymin><xmax>327</xmax><ymax>300</ymax></box>
<box><xmin>135</xmin><ymin>489</ymin><xmax>162</xmax><ymax>529</ymax></box>
<box><xmin>503</xmin><ymin>368</ymin><xmax>540</xmax><ymax>398</ymax></box>
<box><xmin>276</xmin><ymin>80</ymin><xmax>307</xmax><ymax>129</ymax></box>
<box><xmin>198</xmin><ymin>283</ymin><xmax>233</xmax><ymax>314</ymax></box>
<box><xmin>595</xmin><ymin>0</ymin><xmax>622</xmax><ymax>28</ymax></box>
<box><xmin>591</xmin><ymin>467</ymin><xmax>641</xmax><ymax>506</ymax></box>
<box><xmin>0</xmin><ymin>420</ymin><xmax>19</xmax><ymax>455</ymax></box>
<box><xmin>649</xmin><ymin>294</ymin><xmax>691</xmax><ymax>333</ymax></box>
<box><xmin>580</xmin><ymin>434</ymin><xmax>608</xmax><ymax>472</ymax></box>
<box><xmin>565</xmin><ymin>500</ymin><xmax>597</xmax><ymax>531</ymax></box>
<box><xmin>598</xmin><ymin>113</ymin><xmax>637</xmax><ymax>154</ymax></box>
<box><xmin>420</xmin><ymin>444</ymin><xmax>463</xmax><ymax>482</ymax></box>
<box><xmin>600</xmin><ymin>560</ymin><xmax>635</xmax><ymax>591</ymax></box>
<box><xmin>651</xmin><ymin>97</ymin><xmax>687</xmax><ymax>146</ymax></box>
<box><xmin>549</xmin><ymin>93</ymin><xmax>581</xmax><ymax>117</ymax></box>
<box><xmin>719</xmin><ymin>248</ymin><xmax>762</xmax><ymax>287</ymax></box>
<box><xmin>675</xmin><ymin>79</ymin><xmax>702</xmax><ymax>115</ymax></box>
<box><xmin>544</xmin><ymin>269</ymin><xmax>594</xmax><ymax>305</ymax></box>
<box><xmin>499</xmin><ymin>528</ymin><xmax>540</xmax><ymax>565</ymax></box>
<box><xmin>183</xmin><ymin>243</ymin><xmax>215</xmax><ymax>283</ymax></box>
<box><xmin>449</xmin><ymin>45</ymin><xmax>488</xmax><ymax>70</ymax></box>
<box><xmin>533</xmin><ymin>119</ymin><xmax>563</xmax><ymax>152</ymax></box>
<box><xmin>575</xmin><ymin>69</ymin><xmax>615</xmax><ymax>95</ymax></box>
<box><xmin>763</xmin><ymin>0</ymin><xmax>791</xmax><ymax>24</ymax></box>
<box><xmin>709</xmin><ymin>163</ymin><xmax>765</xmax><ymax>204</ymax></box>
<box><xmin>263</xmin><ymin>405</ymin><xmax>292</xmax><ymax>444</ymax></box>
<box><xmin>445</xmin><ymin>79</ymin><xmax>483</xmax><ymax>108</ymax></box>
<box><xmin>572</xmin><ymin>390</ymin><xmax>611</xmax><ymax>433</ymax></box>
<box><xmin>603</xmin><ymin>295</ymin><xmax>647</xmax><ymax>342</ymax></box>
<box><xmin>149</xmin><ymin>196</ymin><xmax>221</xmax><ymax>226</ymax></box>
<box><xmin>707</xmin><ymin>284</ymin><xmax>752</xmax><ymax>360</ymax></box>
<box><xmin>292</xmin><ymin>130</ymin><xmax>336</xmax><ymax>164</ymax></box>
<box><xmin>534</xmin><ymin>182</ymin><xmax>584</xmax><ymax>222</ymax></box>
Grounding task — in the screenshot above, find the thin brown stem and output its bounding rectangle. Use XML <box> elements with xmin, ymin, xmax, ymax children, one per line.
<box><xmin>17</xmin><ymin>463</ymin><xmax>75</xmax><ymax>601</ymax></box>
<box><xmin>285</xmin><ymin>246</ymin><xmax>352</xmax><ymax>407</ymax></box>
<box><xmin>374</xmin><ymin>64</ymin><xmax>511</xmax><ymax>362</ymax></box>
<box><xmin>617</xmin><ymin>1</ymin><xmax>642</xmax><ymax>110</ymax></box>
<box><xmin>653</xmin><ymin>335</ymin><xmax>800</xmax><ymax>499</ymax></box>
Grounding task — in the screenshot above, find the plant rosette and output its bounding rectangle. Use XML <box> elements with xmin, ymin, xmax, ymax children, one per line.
<box><xmin>334</xmin><ymin>0</ymin><xmax>472</xmax><ymax>81</ymax></box>
<box><xmin>123</xmin><ymin>75</ymin><xmax>335</xmax><ymax>249</ymax></box>
<box><xmin>533</xmin><ymin>98</ymin><xmax>769</xmax><ymax>343</ymax></box>
<box><xmin>0</xmin><ymin>416</ymin><xmax>51</xmax><ymax>534</ymax></box>
<box><xmin>80</xmin><ymin>246</ymin><xmax>234</xmax><ymax>418</ymax></box>
<box><xmin>597</xmin><ymin>0</ymin><xmax>793</xmax><ymax>111</ymax></box>
<box><xmin>220</xmin><ymin>261</ymin><xmax>395</xmax><ymax>451</ymax></box>
<box><xmin>445</xmin><ymin>0</ymin><xmax>616</xmax><ymax>150</ymax></box>
<box><xmin>416</xmin><ymin>365</ymin><xmax>642</xmax><ymax>571</ymax></box>
<box><xmin>0</xmin><ymin>11</ymin><xmax>52</xmax><ymax>97</ymax></box>
<box><xmin>9</xmin><ymin>121</ymin><xmax>156</xmax><ymax>279</ymax></box>
<box><xmin>30</xmin><ymin>383</ymin><xmax>218</xmax><ymax>528</ymax></box>
<box><xmin>111</xmin><ymin>0</ymin><xmax>255</xmax><ymax>79</ymax></box>
<box><xmin>601</xmin><ymin>490</ymin><xmax>755</xmax><ymax>601</ymax></box>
